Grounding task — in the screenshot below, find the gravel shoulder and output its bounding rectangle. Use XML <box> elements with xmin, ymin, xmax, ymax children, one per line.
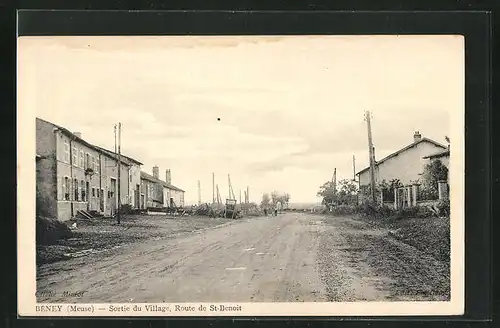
<box><xmin>317</xmin><ymin>215</ymin><xmax>450</xmax><ymax>301</ymax></box>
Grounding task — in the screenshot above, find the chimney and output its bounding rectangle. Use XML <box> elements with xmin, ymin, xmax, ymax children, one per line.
<box><xmin>413</xmin><ymin>131</ymin><xmax>422</xmax><ymax>143</ymax></box>
<box><xmin>165</xmin><ymin>169</ymin><xmax>171</xmax><ymax>184</ymax></box>
<box><xmin>74</xmin><ymin>132</ymin><xmax>82</xmax><ymax>139</ymax></box>
<box><xmin>152</xmin><ymin>166</ymin><xmax>159</xmax><ymax>179</ymax></box>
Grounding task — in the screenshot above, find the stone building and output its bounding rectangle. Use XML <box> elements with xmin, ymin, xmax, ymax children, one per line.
<box><xmin>36</xmin><ymin>117</ymin><xmax>142</xmax><ymax>221</ymax></box>
<box><xmin>140</xmin><ymin>167</ymin><xmax>185</xmax><ymax>209</ymax></box>
<box><xmin>357</xmin><ymin>131</ymin><xmax>448</xmax><ymax>188</ymax></box>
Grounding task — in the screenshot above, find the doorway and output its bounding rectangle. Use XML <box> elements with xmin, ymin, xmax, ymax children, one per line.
<box><xmin>110</xmin><ymin>178</ymin><xmax>117</xmax><ymax>216</ymax></box>
<box><xmin>86</xmin><ymin>181</ymin><xmax>90</xmax><ymax>210</ymax></box>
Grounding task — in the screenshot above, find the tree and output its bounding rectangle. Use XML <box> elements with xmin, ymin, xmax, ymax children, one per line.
<box><xmin>317</xmin><ymin>181</ymin><xmax>337</xmax><ymax>206</ymax></box>
<box><xmin>270</xmin><ymin>191</ymin><xmax>279</xmax><ymax>206</ymax></box>
<box><xmin>336</xmin><ymin>179</ymin><xmax>359</xmax><ymax>205</ymax></box>
<box><xmin>261</xmin><ymin>193</ymin><xmax>271</xmax><ymax>209</ymax></box>
<box><xmin>421</xmin><ymin>160</ymin><xmax>448</xmax><ymax>197</ymax></box>
<box><xmin>282</xmin><ymin>193</ymin><xmax>291</xmax><ymax>209</ymax></box>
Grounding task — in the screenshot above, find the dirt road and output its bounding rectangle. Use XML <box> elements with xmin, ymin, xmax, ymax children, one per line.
<box><xmin>36</xmin><ymin>213</ymin><xmax>449</xmax><ymax>303</ymax></box>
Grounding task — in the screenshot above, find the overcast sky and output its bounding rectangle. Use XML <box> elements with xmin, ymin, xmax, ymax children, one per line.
<box><xmin>19</xmin><ymin>35</ymin><xmax>463</xmax><ymax>205</ymax></box>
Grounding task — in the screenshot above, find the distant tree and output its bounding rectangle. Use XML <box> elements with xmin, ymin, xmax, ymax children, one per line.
<box><xmin>336</xmin><ymin>179</ymin><xmax>359</xmax><ymax>205</ymax></box>
<box><xmin>261</xmin><ymin>193</ymin><xmax>271</xmax><ymax>209</ymax></box>
<box><xmin>270</xmin><ymin>191</ymin><xmax>279</xmax><ymax>206</ymax></box>
<box><xmin>282</xmin><ymin>193</ymin><xmax>291</xmax><ymax>209</ymax></box>
<box><xmin>317</xmin><ymin>181</ymin><xmax>337</xmax><ymax>206</ymax></box>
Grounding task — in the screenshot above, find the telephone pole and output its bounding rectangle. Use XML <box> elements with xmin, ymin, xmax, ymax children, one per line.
<box><xmin>198</xmin><ymin>180</ymin><xmax>201</xmax><ymax>205</ymax></box>
<box><xmin>365</xmin><ymin>111</ymin><xmax>377</xmax><ymax>203</ymax></box>
<box><xmin>352</xmin><ymin>155</ymin><xmax>356</xmax><ymax>181</ymax></box>
<box><xmin>117</xmin><ymin>123</ymin><xmax>122</xmax><ymax>224</ymax></box>
<box><xmin>333</xmin><ymin>168</ymin><xmax>337</xmax><ymax>205</ymax></box>
<box><xmin>212</xmin><ymin>173</ymin><xmax>215</xmax><ymax>204</ymax></box>
<box><xmin>246</xmin><ymin>186</ymin><xmax>249</xmax><ymax>203</ymax></box>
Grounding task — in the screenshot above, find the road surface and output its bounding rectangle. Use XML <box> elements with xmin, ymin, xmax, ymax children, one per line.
<box><xmin>37</xmin><ymin>212</ymin><xmax>449</xmax><ymax>303</ymax></box>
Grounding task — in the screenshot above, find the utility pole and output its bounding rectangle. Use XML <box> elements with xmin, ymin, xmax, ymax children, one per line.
<box><xmin>333</xmin><ymin>168</ymin><xmax>337</xmax><ymax>205</ymax></box>
<box><xmin>117</xmin><ymin>123</ymin><xmax>121</xmax><ymax>224</ymax></box>
<box><xmin>212</xmin><ymin>173</ymin><xmax>215</xmax><ymax>204</ymax></box>
<box><xmin>365</xmin><ymin>111</ymin><xmax>377</xmax><ymax>203</ymax></box>
<box><xmin>246</xmin><ymin>186</ymin><xmax>249</xmax><ymax>203</ymax></box>
<box><xmin>198</xmin><ymin>180</ymin><xmax>201</xmax><ymax>205</ymax></box>
<box><xmin>216</xmin><ymin>184</ymin><xmax>221</xmax><ymax>204</ymax></box>
<box><xmin>352</xmin><ymin>155</ymin><xmax>356</xmax><ymax>181</ymax></box>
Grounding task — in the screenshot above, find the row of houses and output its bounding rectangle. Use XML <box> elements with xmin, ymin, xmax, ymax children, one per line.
<box><xmin>36</xmin><ymin>117</ymin><xmax>185</xmax><ymax>221</ymax></box>
<box><xmin>356</xmin><ymin>131</ymin><xmax>450</xmax><ymax>207</ymax></box>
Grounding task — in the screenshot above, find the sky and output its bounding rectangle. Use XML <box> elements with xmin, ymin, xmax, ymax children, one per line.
<box><xmin>19</xmin><ymin>35</ymin><xmax>463</xmax><ymax>205</ymax></box>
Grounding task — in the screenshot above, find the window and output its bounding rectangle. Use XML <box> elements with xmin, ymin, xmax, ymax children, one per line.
<box><xmin>91</xmin><ymin>156</ymin><xmax>95</xmax><ymax>171</ymax></box>
<box><xmin>96</xmin><ymin>157</ymin><xmax>100</xmax><ymax>174</ymax></box>
<box><xmin>86</xmin><ymin>153</ymin><xmax>90</xmax><ymax>169</ymax></box>
<box><xmin>92</xmin><ymin>188</ymin><xmax>95</xmax><ymax>197</ymax></box>
<box><xmin>64</xmin><ymin>141</ymin><xmax>70</xmax><ymax>163</ymax></box>
<box><xmin>72</xmin><ymin>147</ymin><xmax>77</xmax><ymax>166</ymax></box>
<box><xmin>96</xmin><ymin>188</ymin><xmax>99</xmax><ymax>198</ymax></box>
<box><xmin>74</xmin><ymin>178</ymin><xmax>79</xmax><ymax>201</ymax></box>
<box><xmin>130</xmin><ymin>172</ymin><xmax>132</xmax><ymax>182</ymax></box>
<box><xmin>63</xmin><ymin>177</ymin><xmax>70</xmax><ymax>200</ymax></box>
<box><xmin>79</xmin><ymin>150</ymin><xmax>84</xmax><ymax>168</ymax></box>
<box><xmin>81</xmin><ymin>180</ymin><xmax>86</xmax><ymax>201</ymax></box>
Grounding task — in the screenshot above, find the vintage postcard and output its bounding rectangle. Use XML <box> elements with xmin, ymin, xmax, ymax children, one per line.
<box><xmin>17</xmin><ymin>35</ymin><xmax>464</xmax><ymax>316</ymax></box>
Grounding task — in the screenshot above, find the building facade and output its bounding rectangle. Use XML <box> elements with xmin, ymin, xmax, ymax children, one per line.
<box><xmin>140</xmin><ymin>166</ymin><xmax>185</xmax><ymax>209</ymax></box>
<box><xmin>423</xmin><ymin>148</ymin><xmax>450</xmax><ymax>169</ymax></box>
<box><xmin>357</xmin><ymin>132</ymin><xmax>448</xmax><ymax>187</ymax></box>
<box><xmin>140</xmin><ymin>171</ymin><xmax>164</xmax><ymax>209</ymax></box>
<box><xmin>36</xmin><ymin>118</ymin><xmax>142</xmax><ymax>221</ymax></box>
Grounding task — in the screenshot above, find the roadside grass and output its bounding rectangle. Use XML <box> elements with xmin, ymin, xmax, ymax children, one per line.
<box><xmin>36</xmin><ymin>215</ymin><xmax>234</xmax><ymax>265</ymax></box>
<box><xmin>354</xmin><ymin>214</ymin><xmax>450</xmax><ymax>265</ymax></box>
<box><xmin>319</xmin><ymin>214</ymin><xmax>450</xmax><ymax>301</ymax></box>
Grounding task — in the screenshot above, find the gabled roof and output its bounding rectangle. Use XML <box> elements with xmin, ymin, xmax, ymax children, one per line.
<box><xmin>140</xmin><ymin>171</ymin><xmax>185</xmax><ymax>192</ymax></box>
<box><xmin>356</xmin><ymin>137</ymin><xmax>447</xmax><ymax>175</ymax></box>
<box><xmin>37</xmin><ymin>117</ymin><xmax>142</xmax><ymax>166</ymax></box>
<box><xmin>93</xmin><ymin>146</ymin><xmax>142</xmax><ymax>166</ymax></box>
<box><xmin>423</xmin><ymin>149</ymin><xmax>450</xmax><ymax>159</ymax></box>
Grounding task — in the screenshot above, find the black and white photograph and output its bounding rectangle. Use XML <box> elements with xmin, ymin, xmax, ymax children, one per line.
<box><xmin>18</xmin><ymin>35</ymin><xmax>464</xmax><ymax>316</ymax></box>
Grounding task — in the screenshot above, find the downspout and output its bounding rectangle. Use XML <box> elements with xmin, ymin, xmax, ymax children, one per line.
<box><xmin>69</xmin><ymin>136</ymin><xmax>74</xmax><ymax>218</ymax></box>
<box><xmin>99</xmin><ymin>153</ymin><xmax>102</xmax><ymax>212</ymax></box>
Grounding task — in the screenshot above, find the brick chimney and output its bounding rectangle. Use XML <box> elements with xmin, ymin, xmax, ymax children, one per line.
<box><xmin>152</xmin><ymin>166</ymin><xmax>159</xmax><ymax>179</ymax></box>
<box><xmin>413</xmin><ymin>131</ymin><xmax>422</xmax><ymax>143</ymax></box>
<box><xmin>165</xmin><ymin>169</ymin><xmax>171</xmax><ymax>184</ymax></box>
<box><xmin>74</xmin><ymin>132</ymin><xmax>82</xmax><ymax>139</ymax></box>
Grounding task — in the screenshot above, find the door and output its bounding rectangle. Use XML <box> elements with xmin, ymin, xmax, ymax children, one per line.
<box><xmin>86</xmin><ymin>181</ymin><xmax>90</xmax><ymax>210</ymax></box>
<box><xmin>140</xmin><ymin>194</ymin><xmax>145</xmax><ymax>209</ymax></box>
<box><xmin>110</xmin><ymin>178</ymin><xmax>116</xmax><ymax>216</ymax></box>
<box><xmin>100</xmin><ymin>188</ymin><xmax>105</xmax><ymax>212</ymax></box>
<box><xmin>135</xmin><ymin>184</ymin><xmax>140</xmax><ymax>209</ymax></box>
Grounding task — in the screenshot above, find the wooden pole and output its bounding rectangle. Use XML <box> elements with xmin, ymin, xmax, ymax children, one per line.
<box><xmin>117</xmin><ymin>123</ymin><xmax>121</xmax><ymax>224</ymax></box>
<box><xmin>365</xmin><ymin>111</ymin><xmax>377</xmax><ymax>203</ymax></box>
<box><xmin>333</xmin><ymin>168</ymin><xmax>337</xmax><ymax>206</ymax></box>
<box><xmin>353</xmin><ymin>155</ymin><xmax>356</xmax><ymax>181</ymax></box>
<box><xmin>212</xmin><ymin>173</ymin><xmax>215</xmax><ymax>204</ymax></box>
<box><xmin>197</xmin><ymin>180</ymin><xmax>201</xmax><ymax>205</ymax></box>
